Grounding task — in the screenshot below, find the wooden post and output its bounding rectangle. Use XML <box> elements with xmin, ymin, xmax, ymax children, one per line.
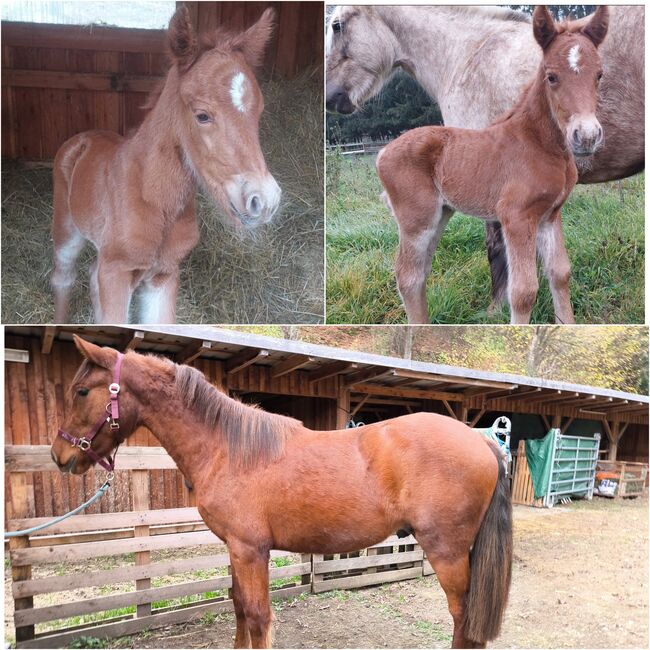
<box><xmin>336</xmin><ymin>378</ymin><xmax>350</xmax><ymax>429</ymax></box>
<box><xmin>607</xmin><ymin>421</ymin><xmax>620</xmax><ymax>461</ymax></box>
<box><xmin>132</xmin><ymin>470</ymin><xmax>151</xmax><ymax>618</ymax></box>
<box><xmin>9</xmin><ymin>472</ymin><xmax>35</xmax><ymax>642</ymax></box>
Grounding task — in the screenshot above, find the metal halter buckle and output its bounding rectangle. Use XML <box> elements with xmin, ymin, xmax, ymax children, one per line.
<box><xmin>78</xmin><ymin>438</ymin><xmax>91</xmax><ymax>451</ymax></box>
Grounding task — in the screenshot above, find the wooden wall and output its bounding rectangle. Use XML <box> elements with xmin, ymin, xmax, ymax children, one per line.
<box><xmin>1</xmin><ymin>1</ymin><xmax>323</xmax><ymax>160</ymax></box>
<box><xmin>4</xmin><ymin>334</ymin><xmax>336</xmax><ymax>520</ymax></box>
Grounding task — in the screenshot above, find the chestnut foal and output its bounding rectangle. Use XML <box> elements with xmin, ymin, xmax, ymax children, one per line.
<box><xmin>376</xmin><ymin>6</ymin><xmax>609</xmax><ymax>324</ymax></box>
<box><xmin>51</xmin><ymin>7</ymin><xmax>281</xmax><ymax>324</ymax></box>
<box><xmin>51</xmin><ymin>337</ymin><xmax>513</xmax><ymax>649</ymax></box>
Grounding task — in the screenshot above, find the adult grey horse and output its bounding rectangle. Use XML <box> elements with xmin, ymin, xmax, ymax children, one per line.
<box><xmin>326</xmin><ymin>5</ymin><xmax>644</xmax><ymax>314</ymax></box>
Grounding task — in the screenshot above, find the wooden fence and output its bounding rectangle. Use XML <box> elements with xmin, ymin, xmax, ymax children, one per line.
<box><xmin>1</xmin><ymin>2</ymin><xmax>323</xmax><ymax>160</ymax></box>
<box><xmin>6</xmin><ymin>445</ymin><xmax>432</xmax><ymax>648</ymax></box>
<box><xmin>594</xmin><ymin>460</ymin><xmax>648</xmax><ymax>498</ymax></box>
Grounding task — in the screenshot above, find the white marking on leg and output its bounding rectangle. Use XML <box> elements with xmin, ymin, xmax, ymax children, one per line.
<box><xmin>139</xmin><ymin>282</ymin><xmax>174</xmax><ymax>324</ymax></box>
<box><xmin>52</xmin><ymin>229</ymin><xmax>85</xmax><ymax>289</ymax></box>
<box><xmin>567</xmin><ymin>44</ymin><xmax>581</xmax><ymax>73</ymax></box>
<box><xmin>230</xmin><ymin>72</ymin><xmax>247</xmax><ymax>113</ymax></box>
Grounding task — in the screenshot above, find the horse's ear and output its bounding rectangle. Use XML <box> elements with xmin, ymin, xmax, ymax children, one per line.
<box><xmin>168</xmin><ymin>5</ymin><xmax>199</xmax><ymax>70</ymax></box>
<box><xmin>532</xmin><ymin>6</ymin><xmax>557</xmax><ymax>50</ymax></box>
<box><xmin>73</xmin><ymin>335</ymin><xmax>115</xmax><ymax>370</ymax></box>
<box><xmin>232</xmin><ymin>7</ymin><xmax>276</xmax><ymax>70</ymax></box>
<box><xmin>581</xmin><ymin>6</ymin><xmax>609</xmax><ymax>47</ymax></box>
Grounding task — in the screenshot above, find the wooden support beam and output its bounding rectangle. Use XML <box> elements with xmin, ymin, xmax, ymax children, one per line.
<box><xmin>41</xmin><ymin>326</ymin><xmax>56</xmax><ymax>354</ymax></box>
<box><xmin>336</xmin><ymin>379</ymin><xmax>351</xmax><ymax>429</ymax></box>
<box><xmin>308</xmin><ymin>361</ymin><xmax>356</xmax><ymax>383</ymax></box>
<box><xmin>469</xmin><ymin>409</ymin><xmax>487</xmax><ymax>427</ymax></box>
<box><xmin>225</xmin><ymin>348</ymin><xmax>269</xmax><ymax>374</ymax></box>
<box><xmin>442</xmin><ymin>400</ymin><xmax>457</xmax><ymax>419</ymax></box>
<box><xmin>270</xmin><ymin>354</ymin><xmax>314</xmax><ymax>379</ymax></box>
<box><xmin>540</xmin><ymin>414</ymin><xmax>550</xmax><ymax>431</ymax></box>
<box><xmin>560</xmin><ymin>394</ymin><xmax>597</xmax><ymax>409</ymax></box>
<box><xmin>344</xmin><ymin>366</ymin><xmax>392</xmax><ymax>386</ymax></box>
<box><xmin>483</xmin><ymin>386</ymin><xmax>522</xmax><ymax>400</ymax></box>
<box><xmin>348</xmin><ymin>383</ymin><xmax>463</xmax><ymax>402</ymax></box>
<box><xmin>349</xmin><ymin>395</ymin><xmax>370</xmax><ymax>419</ymax></box>
<box><xmin>463</xmin><ymin>385</ymin><xmax>503</xmax><ymax>397</ymax></box>
<box><xmin>120</xmin><ymin>330</ymin><xmax>145</xmax><ymax>352</ymax></box>
<box><xmin>350</xmin><ymin>397</ymin><xmax>420</xmax><ymax>407</ymax></box>
<box><xmin>392</xmin><ymin>369</ymin><xmax>515</xmax><ymax>390</ymax></box>
<box><xmin>524</xmin><ymin>390</ymin><xmax>564</xmax><ymax>404</ymax></box>
<box><xmin>498</xmin><ymin>387</ymin><xmax>544</xmax><ymax>401</ymax></box>
<box><xmin>560</xmin><ymin>417</ymin><xmax>574</xmax><ymax>434</ymax></box>
<box><xmin>175</xmin><ymin>340</ymin><xmax>213</xmax><ymax>365</ymax></box>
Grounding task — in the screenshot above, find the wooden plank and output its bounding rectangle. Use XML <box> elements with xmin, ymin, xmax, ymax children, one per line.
<box><xmin>132</xmin><ymin>470</ymin><xmax>151</xmax><ymax>618</ymax></box>
<box><xmin>270</xmin><ymin>355</ymin><xmax>314</xmax><ymax>378</ymax></box>
<box><xmin>314</xmin><ymin>550</ymin><xmax>423</xmax><ymax>574</ymax></box>
<box><xmin>313</xmin><ymin>567</ymin><xmax>422</xmax><ymax>594</ymax></box>
<box><xmin>392</xmin><ymin>369</ymin><xmax>515</xmax><ymax>390</ymax></box>
<box><xmin>308</xmin><ymin>361</ymin><xmax>355</xmax><ymax>383</ymax></box>
<box><xmin>348</xmin><ymin>383</ymin><xmax>463</xmax><ymax>402</ymax></box>
<box><xmin>336</xmin><ymin>378</ymin><xmax>350</xmax><ymax>429</ymax></box>
<box><xmin>175</xmin><ymin>340</ymin><xmax>213</xmax><ymax>365</ymax></box>
<box><xmin>40</xmin><ymin>327</ymin><xmax>56</xmax><ymax>354</ymax></box>
<box><xmin>6</xmin><ymin>445</ymin><xmax>178</xmax><ymax>472</ymax></box>
<box><xmin>120</xmin><ymin>330</ymin><xmax>145</xmax><ymax>352</ymax></box>
<box><xmin>344</xmin><ymin>366</ymin><xmax>392</xmax><ymax>386</ymax></box>
<box><xmin>226</xmin><ymin>348</ymin><xmax>269</xmax><ymax>374</ymax></box>
<box><xmin>11</xmin><ymin>530</ymin><xmax>221</xmax><ymax>566</ymax></box>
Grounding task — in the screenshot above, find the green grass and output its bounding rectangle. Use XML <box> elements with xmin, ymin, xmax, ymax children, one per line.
<box><xmin>326</xmin><ymin>153</ymin><xmax>644</xmax><ymax>324</ymax></box>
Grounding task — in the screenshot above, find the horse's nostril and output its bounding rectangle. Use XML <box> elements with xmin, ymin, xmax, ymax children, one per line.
<box><xmin>572</xmin><ymin>129</ymin><xmax>581</xmax><ymax>144</ymax></box>
<box><xmin>247</xmin><ymin>194</ymin><xmax>262</xmax><ymax>217</ymax></box>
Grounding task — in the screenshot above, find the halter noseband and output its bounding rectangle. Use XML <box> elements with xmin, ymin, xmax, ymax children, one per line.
<box><xmin>57</xmin><ymin>352</ymin><xmax>124</xmax><ymax>473</ymax></box>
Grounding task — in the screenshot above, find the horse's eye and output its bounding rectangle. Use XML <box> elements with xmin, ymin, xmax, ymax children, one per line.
<box><xmin>77</xmin><ymin>388</ymin><xmax>89</xmax><ymax>397</ymax></box>
<box><xmin>332</xmin><ymin>20</ymin><xmax>342</xmax><ymax>33</ymax></box>
<box><xmin>195</xmin><ymin>113</ymin><xmax>211</xmax><ymax>124</ymax></box>
<box><xmin>547</xmin><ymin>73</ymin><xmax>558</xmax><ymax>85</ymax></box>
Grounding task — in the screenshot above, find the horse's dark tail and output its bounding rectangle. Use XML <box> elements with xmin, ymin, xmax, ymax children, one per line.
<box><xmin>464</xmin><ymin>442</ymin><xmax>513</xmax><ymax>644</ymax></box>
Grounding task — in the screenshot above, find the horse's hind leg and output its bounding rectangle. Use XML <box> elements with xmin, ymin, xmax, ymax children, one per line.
<box><xmin>52</xmin><ymin>215</ymin><xmax>85</xmax><ymax>323</ymax></box>
<box><xmin>537</xmin><ymin>210</ymin><xmax>575</xmax><ymax>324</ymax></box>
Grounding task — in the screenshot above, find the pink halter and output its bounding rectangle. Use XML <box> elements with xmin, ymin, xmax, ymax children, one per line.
<box><xmin>57</xmin><ymin>352</ymin><xmax>124</xmax><ymax>472</ymax></box>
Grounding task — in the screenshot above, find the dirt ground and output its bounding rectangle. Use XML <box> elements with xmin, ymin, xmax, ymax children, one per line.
<box><xmin>5</xmin><ymin>497</ymin><xmax>647</xmax><ymax>649</ymax></box>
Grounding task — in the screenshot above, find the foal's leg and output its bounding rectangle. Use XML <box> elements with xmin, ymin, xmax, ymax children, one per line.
<box><xmin>393</xmin><ymin>199</ymin><xmax>452</xmax><ymax>324</ymax></box>
<box><xmin>139</xmin><ymin>271</ymin><xmax>180</xmax><ymax>324</ymax></box>
<box><xmin>500</xmin><ymin>214</ymin><xmax>540</xmax><ymax>324</ymax></box>
<box><xmin>228</xmin><ymin>541</ymin><xmax>273</xmax><ymax>649</ymax></box>
<box><xmin>231</xmin><ymin>564</ymin><xmax>252</xmax><ymax>648</ymax></box>
<box><xmin>51</xmin><ymin>219</ymin><xmax>85</xmax><ymax>322</ymax></box>
<box><xmin>537</xmin><ymin>210</ymin><xmax>575</xmax><ymax>324</ymax></box>
<box><xmin>94</xmin><ymin>255</ymin><xmax>135</xmax><ymax>323</ymax></box>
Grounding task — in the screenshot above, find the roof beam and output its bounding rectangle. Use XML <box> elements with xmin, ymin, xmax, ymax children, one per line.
<box><xmin>482</xmin><ymin>386</ymin><xmax>522</xmax><ymax>400</ymax></box>
<box><xmin>523</xmin><ymin>390</ymin><xmax>564</xmax><ymax>404</ymax></box>
<box><xmin>344</xmin><ymin>366</ymin><xmax>392</xmax><ymax>386</ymax></box>
<box><xmin>225</xmin><ymin>348</ymin><xmax>269</xmax><ymax>374</ymax></box>
<box><xmin>175</xmin><ymin>340</ymin><xmax>213</xmax><ymax>365</ymax></box>
<box><xmin>308</xmin><ymin>360</ymin><xmax>356</xmax><ymax>383</ymax></box>
<box><xmin>391</xmin><ymin>369</ymin><xmax>515</xmax><ymax>390</ymax></box>
<box><xmin>41</xmin><ymin>326</ymin><xmax>56</xmax><ymax>354</ymax></box>
<box><xmin>119</xmin><ymin>330</ymin><xmax>145</xmax><ymax>352</ymax></box>
<box><xmin>491</xmin><ymin>387</ymin><xmax>543</xmax><ymax>402</ymax></box>
<box><xmin>349</xmin><ymin>383</ymin><xmax>463</xmax><ymax>402</ymax></box>
<box><xmin>270</xmin><ymin>354</ymin><xmax>314</xmax><ymax>378</ymax></box>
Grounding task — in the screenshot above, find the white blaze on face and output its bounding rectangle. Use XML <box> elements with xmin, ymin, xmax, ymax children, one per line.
<box><xmin>230</xmin><ymin>72</ymin><xmax>247</xmax><ymax>113</ymax></box>
<box><xmin>567</xmin><ymin>44</ymin><xmax>581</xmax><ymax>73</ymax></box>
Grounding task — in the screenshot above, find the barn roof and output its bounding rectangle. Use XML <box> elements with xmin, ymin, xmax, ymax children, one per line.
<box><xmin>6</xmin><ymin>325</ymin><xmax>648</xmax><ymax>425</ymax></box>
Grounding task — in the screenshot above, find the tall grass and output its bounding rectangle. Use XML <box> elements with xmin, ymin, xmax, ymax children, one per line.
<box><xmin>326</xmin><ymin>153</ymin><xmax>644</xmax><ymax>324</ymax></box>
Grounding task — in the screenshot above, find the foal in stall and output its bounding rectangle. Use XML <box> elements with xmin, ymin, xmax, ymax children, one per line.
<box><xmin>51</xmin><ymin>6</ymin><xmax>281</xmax><ymax>324</ymax></box>
<box><xmin>51</xmin><ymin>338</ymin><xmax>512</xmax><ymax>649</ymax></box>
<box><xmin>376</xmin><ymin>6</ymin><xmax>609</xmax><ymax>324</ymax></box>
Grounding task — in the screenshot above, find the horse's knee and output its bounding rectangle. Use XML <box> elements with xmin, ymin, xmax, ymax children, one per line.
<box><xmin>242</xmin><ymin>601</ymin><xmax>272</xmax><ymax>635</ymax></box>
<box><xmin>548</xmin><ymin>262</ymin><xmax>571</xmax><ymax>289</ymax></box>
<box><xmin>509</xmin><ymin>279</ymin><xmax>538</xmax><ymax>314</ymax></box>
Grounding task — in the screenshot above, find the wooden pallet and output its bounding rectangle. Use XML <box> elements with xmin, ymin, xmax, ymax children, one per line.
<box><xmin>511</xmin><ymin>440</ymin><xmax>544</xmax><ymax>507</ymax></box>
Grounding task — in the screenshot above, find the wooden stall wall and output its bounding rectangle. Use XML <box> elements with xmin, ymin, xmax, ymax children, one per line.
<box><xmin>1</xmin><ymin>1</ymin><xmax>323</xmax><ymax>160</ymax></box>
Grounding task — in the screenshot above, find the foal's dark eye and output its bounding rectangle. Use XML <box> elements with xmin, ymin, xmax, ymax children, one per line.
<box><xmin>547</xmin><ymin>73</ymin><xmax>558</xmax><ymax>85</ymax></box>
<box><xmin>77</xmin><ymin>387</ymin><xmax>89</xmax><ymax>397</ymax></box>
<box><xmin>332</xmin><ymin>20</ymin><xmax>342</xmax><ymax>33</ymax></box>
<box><xmin>195</xmin><ymin>113</ymin><xmax>211</xmax><ymax>124</ymax></box>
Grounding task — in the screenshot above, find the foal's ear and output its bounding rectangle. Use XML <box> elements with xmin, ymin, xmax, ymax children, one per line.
<box><xmin>73</xmin><ymin>335</ymin><xmax>116</xmax><ymax>370</ymax></box>
<box><xmin>168</xmin><ymin>5</ymin><xmax>199</xmax><ymax>70</ymax></box>
<box><xmin>232</xmin><ymin>7</ymin><xmax>276</xmax><ymax>70</ymax></box>
<box><xmin>532</xmin><ymin>6</ymin><xmax>557</xmax><ymax>50</ymax></box>
<box><xmin>581</xmin><ymin>6</ymin><xmax>609</xmax><ymax>47</ymax></box>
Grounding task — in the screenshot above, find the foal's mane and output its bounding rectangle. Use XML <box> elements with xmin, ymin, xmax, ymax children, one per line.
<box><xmin>173</xmin><ymin>363</ymin><xmax>301</xmax><ymax>469</ymax></box>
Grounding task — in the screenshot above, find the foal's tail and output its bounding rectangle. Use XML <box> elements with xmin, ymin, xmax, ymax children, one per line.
<box><xmin>464</xmin><ymin>442</ymin><xmax>513</xmax><ymax>644</ymax></box>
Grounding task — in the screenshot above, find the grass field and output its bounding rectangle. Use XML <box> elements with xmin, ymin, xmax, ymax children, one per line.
<box><xmin>326</xmin><ymin>153</ymin><xmax>644</xmax><ymax>324</ymax></box>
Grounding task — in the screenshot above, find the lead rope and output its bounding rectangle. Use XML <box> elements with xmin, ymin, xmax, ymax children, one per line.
<box><xmin>4</xmin><ymin>471</ymin><xmax>114</xmax><ymax>538</ymax></box>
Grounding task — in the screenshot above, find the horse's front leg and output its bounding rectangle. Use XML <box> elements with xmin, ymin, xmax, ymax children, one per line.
<box><xmin>94</xmin><ymin>254</ymin><xmax>136</xmax><ymax>323</ymax></box>
<box><xmin>500</xmin><ymin>213</ymin><xmax>540</xmax><ymax>324</ymax></box>
<box><xmin>537</xmin><ymin>210</ymin><xmax>575</xmax><ymax>324</ymax></box>
<box><xmin>228</xmin><ymin>540</ymin><xmax>272</xmax><ymax>649</ymax></box>
<box><xmin>139</xmin><ymin>270</ymin><xmax>180</xmax><ymax>324</ymax></box>
<box><xmin>231</xmin><ymin>563</ymin><xmax>252</xmax><ymax>648</ymax></box>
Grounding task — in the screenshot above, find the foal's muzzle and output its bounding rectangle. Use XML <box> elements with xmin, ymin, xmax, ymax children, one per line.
<box><xmin>567</xmin><ymin>116</ymin><xmax>604</xmax><ymax>157</ymax></box>
<box><xmin>225</xmin><ymin>173</ymin><xmax>282</xmax><ymax>227</ymax></box>
<box><xmin>326</xmin><ymin>82</ymin><xmax>355</xmax><ymax>114</ymax></box>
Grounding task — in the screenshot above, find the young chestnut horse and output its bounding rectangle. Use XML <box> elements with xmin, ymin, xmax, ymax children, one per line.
<box><xmin>51</xmin><ymin>337</ymin><xmax>513</xmax><ymax>649</ymax></box>
<box><xmin>52</xmin><ymin>7</ymin><xmax>281</xmax><ymax>324</ymax></box>
<box><xmin>326</xmin><ymin>5</ymin><xmax>643</xmax><ymax>314</ymax></box>
<box><xmin>375</xmin><ymin>6</ymin><xmax>608</xmax><ymax>324</ymax></box>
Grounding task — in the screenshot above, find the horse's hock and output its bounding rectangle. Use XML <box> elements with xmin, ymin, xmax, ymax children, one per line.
<box><xmin>5</xmin><ymin>445</ymin><xmax>432</xmax><ymax>648</ymax></box>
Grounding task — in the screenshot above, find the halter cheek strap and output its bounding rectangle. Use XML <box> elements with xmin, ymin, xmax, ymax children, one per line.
<box><xmin>57</xmin><ymin>352</ymin><xmax>124</xmax><ymax>473</ymax></box>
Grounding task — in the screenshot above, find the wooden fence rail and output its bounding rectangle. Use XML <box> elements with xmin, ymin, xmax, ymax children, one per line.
<box><xmin>6</xmin><ymin>445</ymin><xmax>432</xmax><ymax>648</ymax></box>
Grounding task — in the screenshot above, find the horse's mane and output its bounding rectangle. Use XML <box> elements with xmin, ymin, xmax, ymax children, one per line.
<box><xmin>174</xmin><ymin>363</ymin><xmax>300</xmax><ymax>469</ymax></box>
<box><xmin>439</xmin><ymin>6</ymin><xmax>531</xmax><ymax>24</ymax></box>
